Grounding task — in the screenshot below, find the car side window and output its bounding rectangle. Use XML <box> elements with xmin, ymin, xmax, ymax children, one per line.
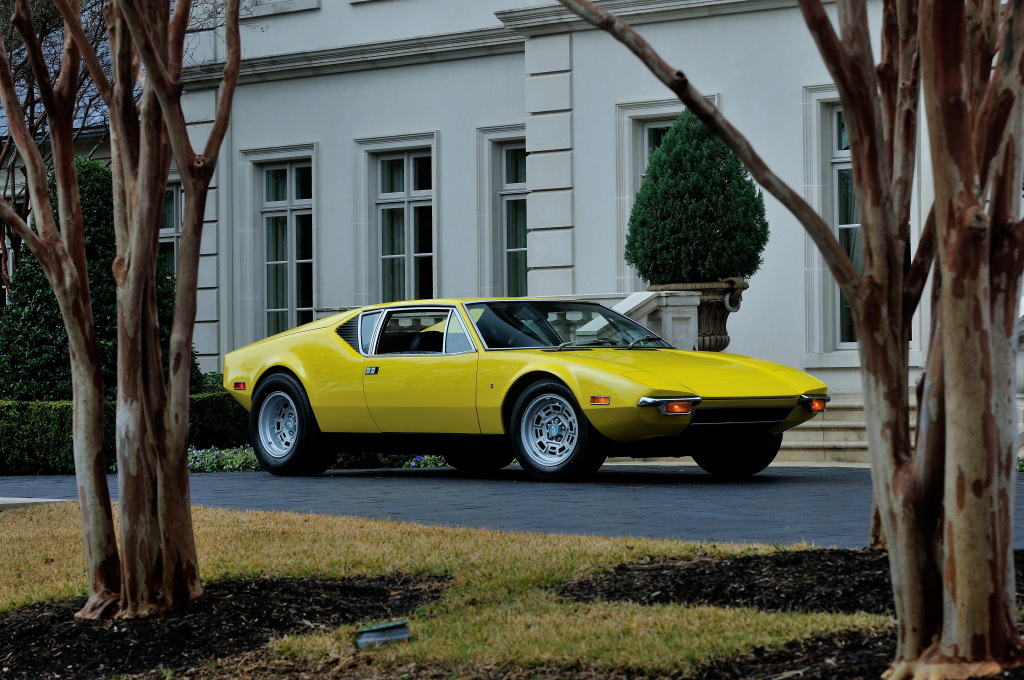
<box><xmin>445</xmin><ymin>313</ymin><xmax>475</xmax><ymax>354</ymax></box>
<box><xmin>374</xmin><ymin>309</ymin><xmax>450</xmax><ymax>354</ymax></box>
<box><xmin>359</xmin><ymin>311</ymin><xmax>382</xmax><ymax>354</ymax></box>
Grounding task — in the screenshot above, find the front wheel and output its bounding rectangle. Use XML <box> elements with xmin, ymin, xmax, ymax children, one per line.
<box><xmin>249</xmin><ymin>373</ymin><xmax>333</xmax><ymax>476</ymax></box>
<box><xmin>691</xmin><ymin>433</ymin><xmax>782</xmax><ymax>478</ymax></box>
<box><xmin>510</xmin><ymin>380</ymin><xmax>606</xmax><ymax>481</ymax></box>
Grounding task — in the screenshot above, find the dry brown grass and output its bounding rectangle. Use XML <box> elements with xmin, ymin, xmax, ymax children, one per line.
<box><xmin>0</xmin><ymin>502</ymin><xmax>889</xmax><ymax>675</ymax></box>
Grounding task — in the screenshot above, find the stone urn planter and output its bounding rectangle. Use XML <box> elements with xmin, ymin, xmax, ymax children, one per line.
<box><xmin>648</xmin><ymin>277</ymin><xmax>748</xmax><ymax>351</ymax></box>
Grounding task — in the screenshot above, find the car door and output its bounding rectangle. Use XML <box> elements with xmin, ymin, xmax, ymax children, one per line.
<box><xmin>362</xmin><ymin>307</ymin><xmax>480</xmax><ymax>433</ymax></box>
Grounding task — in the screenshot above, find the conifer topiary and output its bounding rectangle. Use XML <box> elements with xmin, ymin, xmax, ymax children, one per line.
<box><xmin>625</xmin><ymin>109</ymin><xmax>769</xmax><ymax>285</ymax></box>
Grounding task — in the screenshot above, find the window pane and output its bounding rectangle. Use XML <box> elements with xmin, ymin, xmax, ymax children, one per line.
<box><xmin>414</xmin><ymin>256</ymin><xmax>432</xmax><ymax>299</ymax></box>
<box><xmin>296</xmin><ymin>214</ymin><xmax>313</xmax><ymax>261</ymax></box>
<box><xmin>158</xmin><ymin>240</ymin><xmax>176</xmax><ymax>275</ymax></box>
<box><xmin>506</xmin><ymin>250</ymin><xmax>527</xmax><ymax>296</ymax></box>
<box><xmin>381</xmin><ymin>158</ymin><xmax>404</xmax><ymax>193</ymax></box>
<box><xmin>838</xmin><ymin>225</ymin><xmax>861</xmax><ymax>344</ymax></box>
<box><xmin>445</xmin><ymin>314</ymin><xmax>473</xmax><ymax>353</ymax></box>
<box><xmin>646</xmin><ymin>125</ymin><xmax>670</xmax><ymax>156</ymax></box>
<box><xmin>266</xmin><ymin>263</ymin><xmax>288</xmax><ymax>309</ymax></box>
<box><xmin>504</xmin><ymin>147</ymin><xmax>527</xmax><ymax>185</ymax></box>
<box><xmin>360</xmin><ymin>311</ymin><xmax>381</xmax><ymax>353</ymax></box>
<box><xmin>837</xmin><ymin>169</ymin><xmax>858</xmax><ymax>225</ymax></box>
<box><xmin>381</xmin><ymin>208</ymin><xmax>405</xmax><ymax>256</ymax></box>
<box><xmin>266</xmin><ymin>215</ymin><xmax>288</xmax><ymax>261</ymax></box>
<box><xmin>267</xmin><ymin>311</ymin><xmax>288</xmax><ymax>336</ymax></box>
<box><xmin>382</xmin><ymin>258</ymin><xmax>405</xmax><ymax>302</ymax></box>
<box><xmin>161</xmin><ymin>188</ymin><xmax>177</xmax><ymax>232</ymax></box>
<box><xmin>265</xmin><ymin>168</ymin><xmax>287</xmax><ymax>202</ymax></box>
<box><xmin>837</xmin><ymin>111</ymin><xmax>849</xmax><ymax>151</ymax></box>
<box><xmin>297</xmin><ymin>310</ymin><xmax>314</xmax><ymax>326</ymax></box>
<box><xmin>414</xmin><ymin>205</ymin><xmax>432</xmax><ymax>254</ymax></box>
<box><xmin>296</xmin><ymin>262</ymin><xmax>313</xmax><ymax>309</ymax></box>
<box><xmin>413</xmin><ymin>155</ymin><xmax>432</xmax><ymax>192</ymax></box>
<box><xmin>295</xmin><ymin>166</ymin><xmax>312</xmax><ymax>201</ymax></box>
<box><xmin>505</xmin><ymin>199</ymin><xmax>527</xmax><ymax>249</ymax></box>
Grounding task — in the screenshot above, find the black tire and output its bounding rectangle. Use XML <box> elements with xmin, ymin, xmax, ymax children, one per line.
<box><xmin>249</xmin><ymin>373</ymin><xmax>332</xmax><ymax>476</ymax></box>
<box><xmin>509</xmin><ymin>380</ymin><xmax>606</xmax><ymax>481</ymax></box>
<box><xmin>443</xmin><ymin>452</ymin><xmax>516</xmax><ymax>473</ymax></box>
<box><xmin>691</xmin><ymin>433</ymin><xmax>783</xmax><ymax>478</ymax></box>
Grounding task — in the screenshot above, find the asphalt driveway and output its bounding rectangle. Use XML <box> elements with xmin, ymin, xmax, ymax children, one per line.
<box><xmin>0</xmin><ymin>463</ymin><xmax>904</xmax><ymax>548</ymax></box>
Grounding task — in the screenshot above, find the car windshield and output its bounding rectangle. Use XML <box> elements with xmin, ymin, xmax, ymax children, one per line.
<box><xmin>465</xmin><ymin>300</ymin><xmax>673</xmax><ymax>350</ymax></box>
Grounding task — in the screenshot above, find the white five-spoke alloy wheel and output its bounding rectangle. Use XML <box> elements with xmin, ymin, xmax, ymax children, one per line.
<box><xmin>519</xmin><ymin>393</ymin><xmax>581</xmax><ymax>468</ymax></box>
<box><xmin>257</xmin><ymin>391</ymin><xmax>300</xmax><ymax>459</ymax></box>
<box><xmin>510</xmin><ymin>379</ymin><xmax>606</xmax><ymax>481</ymax></box>
<box><xmin>248</xmin><ymin>372</ymin><xmax>332</xmax><ymax>476</ymax></box>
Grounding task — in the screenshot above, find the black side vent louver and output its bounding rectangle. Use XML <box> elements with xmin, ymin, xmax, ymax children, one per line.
<box><xmin>336</xmin><ymin>318</ymin><xmax>360</xmax><ymax>350</ymax></box>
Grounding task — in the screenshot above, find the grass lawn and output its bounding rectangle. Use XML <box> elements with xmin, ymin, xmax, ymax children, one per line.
<box><xmin>0</xmin><ymin>502</ymin><xmax>890</xmax><ymax>676</ymax></box>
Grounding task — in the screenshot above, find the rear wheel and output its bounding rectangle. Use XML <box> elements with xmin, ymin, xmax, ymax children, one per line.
<box><xmin>249</xmin><ymin>373</ymin><xmax>333</xmax><ymax>476</ymax></box>
<box><xmin>691</xmin><ymin>433</ymin><xmax>782</xmax><ymax>478</ymax></box>
<box><xmin>443</xmin><ymin>452</ymin><xmax>516</xmax><ymax>473</ymax></box>
<box><xmin>510</xmin><ymin>380</ymin><xmax>606</xmax><ymax>481</ymax></box>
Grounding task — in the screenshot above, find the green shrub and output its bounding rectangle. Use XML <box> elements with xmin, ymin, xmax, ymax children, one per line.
<box><xmin>0</xmin><ymin>392</ymin><xmax>249</xmax><ymax>475</ymax></box>
<box><xmin>0</xmin><ymin>156</ymin><xmax>202</xmax><ymax>401</ymax></box>
<box><xmin>188</xmin><ymin>445</ymin><xmax>260</xmax><ymax>473</ymax></box>
<box><xmin>625</xmin><ymin>109</ymin><xmax>769</xmax><ymax>285</ymax></box>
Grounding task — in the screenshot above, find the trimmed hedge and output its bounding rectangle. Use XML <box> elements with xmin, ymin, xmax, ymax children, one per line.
<box><xmin>0</xmin><ymin>392</ymin><xmax>249</xmax><ymax>475</ymax></box>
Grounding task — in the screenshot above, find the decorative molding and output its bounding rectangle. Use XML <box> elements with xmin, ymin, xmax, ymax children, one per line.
<box><xmin>476</xmin><ymin>124</ymin><xmax>527</xmax><ymax>298</ymax></box>
<box><xmin>183</xmin><ymin>26</ymin><xmax>523</xmax><ymax>89</ymax></box>
<box><xmin>496</xmin><ymin>0</ymin><xmax>835</xmax><ymax>38</ymax></box>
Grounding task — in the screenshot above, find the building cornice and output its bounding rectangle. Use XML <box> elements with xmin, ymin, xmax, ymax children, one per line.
<box><xmin>183</xmin><ymin>25</ymin><xmax>523</xmax><ymax>89</ymax></box>
<box><xmin>496</xmin><ymin>0</ymin><xmax>833</xmax><ymax>37</ymax></box>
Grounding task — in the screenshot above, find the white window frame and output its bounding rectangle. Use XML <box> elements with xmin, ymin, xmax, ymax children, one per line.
<box><xmin>235</xmin><ymin>143</ymin><xmax>318</xmax><ymax>348</ymax></box>
<box><xmin>353</xmin><ymin>132</ymin><xmax>438</xmax><ymax>306</ymax></box>
<box><xmin>614</xmin><ymin>95</ymin><xmax>717</xmax><ymax>294</ymax></box>
<box><xmin>801</xmin><ymin>85</ymin><xmax>924</xmax><ymax>368</ymax></box>
<box><xmin>160</xmin><ymin>181</ymin><xmax>183</xmax><ymax>276</ymax></box>
<box><xmin>475</xmin><ymin>124</ymin><xmax>526</xmax><ymax>298</ymax></box>
<box><xmin>376</xmin><ymin>150</ymin><xmax>433</xmax><ymax>302</ymax></box>
<box><xmin>499</xmin><ymin>142</ymin><xmax>528</xmax><ymax>296</ymax></box>
<box><xmin>261</xmin><ymin>160</ymin><xmax>314</xmax><ymax>336</ymax></box>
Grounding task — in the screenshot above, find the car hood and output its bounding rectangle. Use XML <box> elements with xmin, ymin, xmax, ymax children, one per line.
<box><xmin>579</xmin><ymin>349</ymin><xmax>827</xmax><ymax>398</ymax></box>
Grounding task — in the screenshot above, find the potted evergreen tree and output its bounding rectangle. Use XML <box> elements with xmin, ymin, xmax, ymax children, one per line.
<box><xmin>626</xmin><ymin>109</ymin><xmax>768</xmax><ymax>351</ymax></box>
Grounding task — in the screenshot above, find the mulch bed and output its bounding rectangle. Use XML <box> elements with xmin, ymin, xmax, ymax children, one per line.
<box><xmin>4</xmin><ymin>550</ymin><xmax>1024</xmax><ymax>679</ymax></box>
<box><xmin>0</xmin><ymin>575</ymin><xmax>447</xmax><ymax>680</ymax></box>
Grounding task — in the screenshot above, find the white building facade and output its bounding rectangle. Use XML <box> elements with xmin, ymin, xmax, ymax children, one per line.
<box><xmin>181</xmin><ymin>0</ymin><xmax>928</xmax><ymax>394</ymax></box>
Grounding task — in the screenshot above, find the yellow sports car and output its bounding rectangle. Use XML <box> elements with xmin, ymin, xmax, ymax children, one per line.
<box><xmin>224</xmin><ymin>298</ymin><xmax>828</xmax><ymax>481</ymax></box>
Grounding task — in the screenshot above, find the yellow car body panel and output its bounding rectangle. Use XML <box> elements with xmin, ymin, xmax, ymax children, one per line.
<box><xmin>224</xmin><ymin>298</ymin><xmax>828</xmax><ymax>446</ymax></box>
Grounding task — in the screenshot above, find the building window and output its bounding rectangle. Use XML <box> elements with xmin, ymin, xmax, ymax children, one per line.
<box><xmin>159</xmin><ymin>183</ymin><xmax>182</xmax><ymax>275</ymax></box>
<box><xmin>640</xmin><ymin>120</ymin><xmax>672</xmax><ymax>181</ymax></box>
<box><xmin>262</xmin><ymin>161</ymin><xmax>313</xmax><ymax>336</ymax></box>
<box><xmin>831</xmin><ymin>108</ymin><xmax>860</xmax><ymax>347</ymax></box>
<box><xmin>500</xmin><ymin>143</ymin><xmax>528</xmax><ymax>296</ymax></box>
<box><xmin>376</xmin><ymin>151</ymin><xmax>433</xmax><ymax>302</ymax></box>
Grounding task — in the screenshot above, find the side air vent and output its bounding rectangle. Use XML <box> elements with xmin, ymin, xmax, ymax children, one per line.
<box><xmin>335</xmin><ymin>318</ymin><xmax>360</xmax><ymax>350</ymax></box>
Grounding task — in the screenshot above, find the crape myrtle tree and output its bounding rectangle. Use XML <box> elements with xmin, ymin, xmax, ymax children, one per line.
<box><xmin>0</xmin><ymin>0</ymin><xmax>240</xmax><ymax>618</ymax></box>
<box><xmin>555</xmin><ymin>0</ymin><xmax>1024</xmax><ymax>678</ymax></box>
<box><xmin>0</xmin><ymin>0</ymin><xmax>107</xmax><ymax>303</ymax></box>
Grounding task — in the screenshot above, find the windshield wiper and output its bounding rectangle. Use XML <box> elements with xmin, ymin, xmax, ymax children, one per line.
<box><xmin>556</xmin><ymin>339</ymin><xmax>620</xmax><ymax>350</ymax></box>
<box><xmin>627</xmin><ymin>334</ymin><xmax>662</xmax><ymax>349</ymax></box>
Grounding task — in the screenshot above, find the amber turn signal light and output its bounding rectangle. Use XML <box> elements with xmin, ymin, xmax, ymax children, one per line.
<box><xmin>807</xmin><ymin>398</ymin><xmax>828</xmax><ymax>412</ymax></box>
<box><xmin>590</xmin><ymin>396</ymin><xmax>611</xmax><ymax>405</ymax></box>
<box><xmin>664</xmin><ymin>401</ymin><xmax>693</xmax><ymax>414</ymax></box>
